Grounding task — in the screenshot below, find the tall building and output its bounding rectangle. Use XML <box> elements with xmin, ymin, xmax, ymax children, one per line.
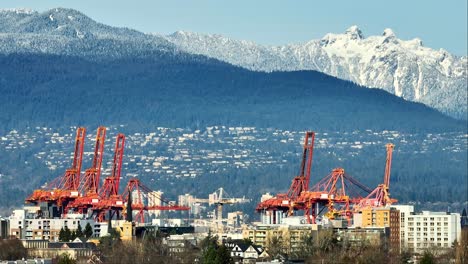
<box><xmin>393</xmin><ymin>205</ymin><xmax>461</xmax><ymax>253</ymax></box>
<box><xmin>353</xmin><ymin>207</ymin><xmax>400</xmax><ymax>251</ymax></box>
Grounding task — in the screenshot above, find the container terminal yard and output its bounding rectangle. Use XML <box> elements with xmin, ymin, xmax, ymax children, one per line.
<box><xmin>0</xmin><ymin>127</ymin><xmax>464</xmax><ymax>263</ymax></box>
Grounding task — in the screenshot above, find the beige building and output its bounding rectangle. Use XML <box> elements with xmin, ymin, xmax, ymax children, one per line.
<box><xmin>336</xmin><ymin>227</ymin><xmax>390</xmax><ymax>247</ymax></box>
<box><xmin>242</xmin><ymin>223</ymin><xmax>320</xmax><ymax>254</ymax></box>
<box><xmin>22</xmin><ymin>238</ymin><xmax>97</xmax><ymax>260</ymax></box>
<box><xmin>353</xmin><ymin>207</ymin><xmax>400</xmax><ymax>250</ymax></box>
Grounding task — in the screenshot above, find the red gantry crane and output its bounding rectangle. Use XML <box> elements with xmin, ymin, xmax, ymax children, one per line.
<box><xmin>355</xmin><ymin>143</ymin><xmax>397</xmax><ymax>210</ymax></box>
<box><xmin>255</xmin><ymin>131</ymin><xmax>315</xmax><ymax>224</ymax></box>
<box><xmin>66</xmin><ymin>127</ymin><xmax>107</xmax><ymax>214</ymax></box>
<box><xmin>93</xmin><ymin>133</ymin><xmax>126</xmax><ymax>221</ymax></box>
<box><xmin>297</xmin><ymin>168</ymin><xmax>372</xmax><ymax>224</ymax></box>
<box><xmin>26</xmin><ymin>127</ymin><xmax>86</xmax><ymax>209</ymax></box>
<box><xmin>256</xmin><ymin>131</ymin><xmax>373</xmax><ymax>224</ymax></box>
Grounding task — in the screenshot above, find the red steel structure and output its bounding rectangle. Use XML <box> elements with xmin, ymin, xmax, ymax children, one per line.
<box><xmin>287</xmin><ymin>131</ymin><xmax>315</xmax><ymax>200</ymax></box>
<box><xmin>256</xmin><ymin>131</ymin><xmax>374</xmax><ymax>224</ymax></box>
<box><xmin>93</xmin><ymin>134</ymin><xmax>126</xmax><ymax>221</ymax></box>
<box><xmin>297</xmin><ymin>168</ymin><xmax>372</xmax><ymax>224</ymax></box>
<box><xmin>122</xmin><ymin>178</ymin><xmax>190</xmax><ymax>223</ymax></box>
<box><xmin>66</xmin><ymin>127</ymin><xmax>107</xmax><ymax>214</ymax></box>
<box><xmin>355</xmin><ymin>143</ymin><xmax>397</xmax><ymax>209</ymax></box>
<box><xmin>255</xmin><ymin>131</ymin><xmax>316</xmax><ymax>223</ymax></box>
<box><xmin>26</xmin><ymin>127</ymin><xmax>86</xmax><ymax>207</ymax></box>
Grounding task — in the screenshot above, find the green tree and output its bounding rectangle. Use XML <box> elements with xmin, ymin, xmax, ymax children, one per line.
<box><xmin>63</xmin><ymin>225</ymin><xmax>72</xmax><ymax>242</ymax></box>
<box><xmin>214</xmin><ymin>244</ymin><xmax>232</xmax><ymax>264</ymax></box>
<box><xmin>200</xmin><ymin>234</ymin><xmax>232</xmax><ymax>264</ymax></box>
<box><xmin>57</xmin><ymin>252</ymin><xmax>77</xmax><ymax>264</ymax></box>
<box><xmin>58</xmin><ymin>227</ymin><xmax>65</xmax><ymax>242</ymax></box>
<box><xmin>84</xmin><ymin>222</ymin><xmax>93</xmax><ymax>238</ymax></box>
<box><xmin>75</xmin><ymin>224</ymin><xmax>83</xmax><ymax>238</ymax></box>
<box><xmin>70</xmin><ymin>230</ymin><xmax>77</xmax><ymax>241</ymax></box>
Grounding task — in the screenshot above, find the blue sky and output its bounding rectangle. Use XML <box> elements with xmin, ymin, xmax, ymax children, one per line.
<box><xmin>2</xmin><ymin>0</ymin><xmax>467</xmax><ymax>55</ymax></box>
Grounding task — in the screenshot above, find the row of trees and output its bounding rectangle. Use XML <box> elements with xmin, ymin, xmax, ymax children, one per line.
<box><xmin>58</xmin><ymin>223</ymin><xmax>93</xmax><ymax>242</ymax></box>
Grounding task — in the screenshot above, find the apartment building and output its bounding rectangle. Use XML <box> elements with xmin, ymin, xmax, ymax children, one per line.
<box><xmin>242</xmin><ymin>223</ymin><xmax>319</xmax><ymax>254</ymax></box>
<box><xmin>392</xmin><ymin>205</ymin><xmax>461</xmax><ymax>253</ymax></box>
<box><xmin>353</xmin><ymin>207</ymin><xmax>400</xmax><ymax>250</ymax></box>
<box><xmin>9</xmin><ymin>209</ymin><xmax>106</xmax><ymax>241</ymax></box>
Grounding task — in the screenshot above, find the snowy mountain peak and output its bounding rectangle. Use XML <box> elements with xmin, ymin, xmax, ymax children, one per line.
<box><xmin>345</xmin><ymin>25</ymin><xmax>364</xmax><ymax>40</ymax></box>
<box><xmin>0</xmin><ymin>8</ymin><xmax>36</xmax><ymax>15</ymax></box>
<box><xmin>382</xmin><ymin>28</ymin><xmax>396</xmax><ymax>38</ymax></box>
<box><xmin>165</xmin><ymin>27</ymin><xmax>467</xmax><ymax>119</ymax></box>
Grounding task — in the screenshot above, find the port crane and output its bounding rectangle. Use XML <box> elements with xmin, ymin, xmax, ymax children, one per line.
<box><xmin>256</xmin><ymin>131</ymin><xmax>373</xmax><ymax>224</ymax></box>
<box><xmin>93</xmin><ymin>133</ymin><xmax>126</xmax><ymax>221</ymax></box>
<box><xmin>26</xmin><ymin>127</ymin><xmax>188</xmax><ymax>223</ymax></box>
<box><xmin>26</xmin><ymin>127</ymin><xmax>86</xmax><ymax>209</ymax></box>
<box><xmin>355</xmin><ymin>143</ymin><xmax>397</xmax><ymax>210</ymax></box>
<box><xmin>66</xmin><ymin>127</ymin><xmax>107</xmax><ymax>214</ymax></box>
<box><xmin>255</xmin><ymin>131</ymin><xmax>316</xmax><ymax>223</ymax></box>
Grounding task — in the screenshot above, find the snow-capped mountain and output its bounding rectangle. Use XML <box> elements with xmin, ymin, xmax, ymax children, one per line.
<box><xmin>164</xmin><ymin>27</ymin><xmax>467</xmax><ymax>119</ymax></box>
<box><xmin>0</xmin><ymin>8</ymin><xmax>175</xmax><ymax>57</ymax></box>
<box><xmin>1</xmin><ymin>8</ymin><xmax>465</xmax><ymax>119</ymax></box>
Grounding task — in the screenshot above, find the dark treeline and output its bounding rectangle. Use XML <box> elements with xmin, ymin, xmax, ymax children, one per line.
<box><xmin>0</xmin><ymin>53</ymin><xmax>463</xmax><ymax>134</ymax></box>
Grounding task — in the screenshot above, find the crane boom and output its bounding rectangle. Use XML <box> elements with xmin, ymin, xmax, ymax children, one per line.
<box><xmin>383</xmin><ymin>143</ymin><xmax>394</xmax><ymax>188</ymax></box>
<box><xmin>62</xmin><ymin>127</ymin><xmax>86</xmax><ymax>190</ymax></box>
<box><xmin>81</xmin><ymin>126</ymin><xmax>106</xmax><ymax>194</ymax></box>
<box><xmin>287</xmin><ymin>131</ymin><xmax>315</xmax><ymax>199</ymax></box>
<box><xmin>100</xmin><ymin>134</ymin><xmax>125</xmax><ymax>198</ymax></box>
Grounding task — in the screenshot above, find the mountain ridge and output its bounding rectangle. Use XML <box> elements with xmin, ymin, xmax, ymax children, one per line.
<box><xmin>163</xmin><ymin>27</ymin><xmax>467</xmax><ymax>120</ymax></box>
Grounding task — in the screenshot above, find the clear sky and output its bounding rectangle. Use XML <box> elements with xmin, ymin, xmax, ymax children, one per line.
<box><xmin>2</xmin><ymin>0</ymin><xmax>467</xmax><ymax>55</ymax></box>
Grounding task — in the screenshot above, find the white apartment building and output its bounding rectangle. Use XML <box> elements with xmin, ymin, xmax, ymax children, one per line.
<box><xmin>392</xmin><ymin>205</ymin><xmax>461</xmax><ymax>253</ymax></box>
<box><xmin>9</xmin><ymin>208</ymin><xmax>108</xmax><ymax>241</ymax></box>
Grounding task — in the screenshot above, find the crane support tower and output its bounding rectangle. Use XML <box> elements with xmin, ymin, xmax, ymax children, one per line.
<box><xmin>66</xmin><ymin>127</ymin><xmax>107</xmax><ymax>214</ymax></box>
<box><xmin>356</xmin><ymin>143</ymin><xmax>397</xmax><ymax>209</ymax></box>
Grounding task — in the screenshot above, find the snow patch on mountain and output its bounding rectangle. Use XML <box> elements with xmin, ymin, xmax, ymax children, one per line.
<box><xmin>164</xmin><ymin>26</ymin><xmax>467</xmax><ymax>119</ymax></box>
